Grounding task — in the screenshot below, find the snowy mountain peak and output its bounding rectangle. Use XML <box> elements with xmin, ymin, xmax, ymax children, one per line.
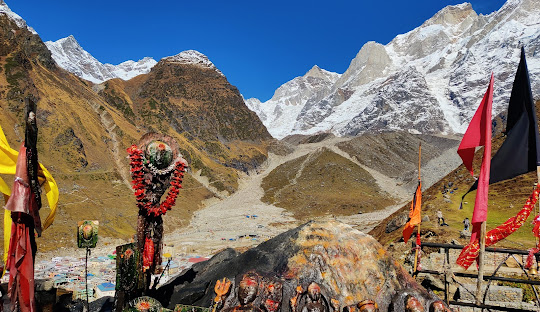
<box><xmin>163</xmin><ymin>50</ymin><xmax>223</xmax><ymax>76</ymax></box>
<box><xmin>47</xmin><ymin>35</ymin><xmax>86</xmax><ymax>55</ymax></box>
<box><xmin>251</xmin><ymin>0</ymin><xmax>540</xmax><ymax>139</ymax></box>
<box><xmin>305</xmin><ymin>65</ymin><xmax>323</xmax><ymax>77</ymax></box>
<box><xmin>305</xmin><ymin>65</ymin><xmax>340</xmax><ymax>82</ymax></box>
<box><xmin>335</xmin><ymin>41</ymin><xmax>391</xmax><ymax>89</ymax></box>
<box><xmin>58</xmin><ymin>35</ymin><xmax>78</xmax><ymax>45</ymax></box>
<box><xmin>0</xmin><ymin>0</ymin><xmax>37</xmax><ymax>34</ymax></box>
<box><xmin>424</xmin><ymin>3</ymin><xmax>476</xmax><ymax>28</ymax></box>
<box><xmin>45</xmin><ymin>35</ymin><xmax>157</xmax><ymax>84</ymax></box>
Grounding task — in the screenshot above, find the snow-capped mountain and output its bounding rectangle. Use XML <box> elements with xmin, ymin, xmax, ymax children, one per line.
<box><xmin>45</xmin><ymin>36</ymin><xmax>157</xmax><ymax>83</ymax></box>
<box><xmin>245</xmin><ymin>65</ymin><xmax>341</xmax><ymax>139</ymax></box>
<box><xmin>0</xmin><ymin>0</ymin><xmax>36</xmax><ymax>34</ymax></box>
<box><xmin>162</xmin><ymin>50</ymin><xmax>224</xmax><ymax>76</ymax></box>
<box><xmin>251</xmin><ymin>0</ymin><xmax>540</xmax><ymax>139</ymax></box>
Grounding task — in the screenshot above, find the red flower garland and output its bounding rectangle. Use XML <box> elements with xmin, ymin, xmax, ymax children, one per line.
<box><xmin>127</xmin><ymin>144</ymin><xmax>186</xmax><ymax>217</ymax></box>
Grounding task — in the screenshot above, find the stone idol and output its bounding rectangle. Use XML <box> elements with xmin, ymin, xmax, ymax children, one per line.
<box><xmin>157</xmin><ymin>221</ymin><xmax>452</xmax><ymax>311</ymax></box>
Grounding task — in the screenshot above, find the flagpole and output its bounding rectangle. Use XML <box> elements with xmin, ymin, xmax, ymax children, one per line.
<box><xmin>536</xmin><ymin>166</ymin><xmax>540</xmax><ymax>249</ymax></box>
<box><xmin>413</xmin><ymin>142</ymin><xmax>421</xmax><ymax>274</ymax></box>
<box><xmin>476</xmin><ymin>221</ymin><xmax>487</xmax><ymax>305</ymax></box>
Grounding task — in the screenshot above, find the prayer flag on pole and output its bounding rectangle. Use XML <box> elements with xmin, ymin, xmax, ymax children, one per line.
<box><xmin>457</xmin><ymin>73</ymin><xmax>494</xmax><ymax>243</ymax></box>
<box><xmin>403</xmin><ymin>180</ymin><xmax>422</xmax><ymax>243</ymax></box>
<box><xmin>461</xmin><ymin>47</ymin><xmax>540</xmax><ymax>199</ymax></box>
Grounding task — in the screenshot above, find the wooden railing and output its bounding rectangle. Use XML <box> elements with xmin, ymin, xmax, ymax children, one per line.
<box><xmin>415</xmin><ymin>242</ymin><xmax>540</xmax><ymax>312</ymax></box>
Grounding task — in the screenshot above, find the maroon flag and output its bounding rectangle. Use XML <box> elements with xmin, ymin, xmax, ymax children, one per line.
<box><xmin>457</xmin><ymin>74</ymin><xmax>494</xmax><ymax>243</ymax></box>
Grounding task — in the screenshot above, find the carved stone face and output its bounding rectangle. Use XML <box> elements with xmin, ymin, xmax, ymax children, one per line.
<box><xmin>405</xmin><ymin>296</ymin><xmax>424</xmax><ymax>312</ymax></box>
<box><xmin>357</xmin><ymin>300</ymin><xmax>378</xmax><ymax>312</ymax></box>
<box><xmin>307</xmin><ymin>282</ymin><xmax>321</xmax><ymax>302</ymax></box>
<box><xmin>262</xmin><ymin>282</ymin><xmax>282</xmax><ymax>312</ymax></box>
<box><xmin>238</xmin><ymin>275</ymin><xmax>259</xmax><ymax>305</ymax></box>
<box><xmin>82</xmin><ymin>224</ymin><xmax>94</xmax><ymax>240</ymax></box>
<box><xmin>264</xmin><ymin>299</ymin><xmax>280</xmax><ymax>312</ymax></box>
<box><xmin>429</xmin><ymin>301</ymin><xmax>449</xmax><ymax>312</ymax></box>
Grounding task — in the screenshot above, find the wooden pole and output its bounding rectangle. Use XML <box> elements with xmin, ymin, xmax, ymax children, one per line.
<box><xmin>413</xmin><ymin>142</ymin><xmax>422</xmax><ymax>274</ymax></box>
<box><xmin>418</xmin><ymin>142</ymin><xmax>422</xmax><ymax>181</ymax></box>
<box><xmin>476</xmin><ymin>221</ymin><xmax>487</xmax><ymax>305</ymax></box>
<box><xmin>85</xmin><ymin>247</ymin><xmax>90</xmax><ymax>312</ymax></box>
<box><xmin>536</xmin><ymin>166</ymin><xmax>540</xmax><ymax>271</ymax></box>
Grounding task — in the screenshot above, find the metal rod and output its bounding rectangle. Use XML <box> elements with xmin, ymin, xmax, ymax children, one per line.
<box><xmin>444</xmin><ymin>247</ymin><xmax>450</xmax><ymax>304</ymax></box>
<box><xmin>418</xmin><ymin>269</ymin><xmax>540</xmax><ymax>286</ymax></box>
<box><xmin>85</xmin><ymin>247</ymin><xmax>90</xmax><ymax>311</ymax></box>
<box><xmin>420</xmin><ymin>242</ymin><xmax>540</xmax><ymax>255</ymax></box>
<box><xmin>449</xmin><ymin>300</ymin><xmax>536</xmax><ymax>312</ymax></box>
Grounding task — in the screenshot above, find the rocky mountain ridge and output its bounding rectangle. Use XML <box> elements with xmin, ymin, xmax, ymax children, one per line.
<box><xmin>0</xmin><ymin>2</ymin><xmax>271</xmax><ymax>252</ymax></box>
<box><xmin>45</xmin><ymin>35</ymin><xmax>157</xmax><ymax>83</ymax></box>
<box><xmin>245</xmin><ymin>65</ymin><xmax>341</xmax><ymax>139</ymax></box>
<box><xmin>249</xmin><ymin>0</ymin><xmax>540</xmax><ymax>139</ymax></box>
<box><xmin>0</xmin><ymin>0</ymin><xmax>35</xmax><ymax>34</ymax></box>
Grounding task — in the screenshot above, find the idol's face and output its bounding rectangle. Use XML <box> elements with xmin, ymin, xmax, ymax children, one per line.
<box><xmin>238</xmin><ymin>281</ymin><xmax>258</xmax><ymax>305</ymax></box>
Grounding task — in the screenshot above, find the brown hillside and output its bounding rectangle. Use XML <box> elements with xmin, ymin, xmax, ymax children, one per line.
<box><xmin>337</xmin><ymin>132</ymin><xmax>460</xmax><ymax>190</ymax></box>
<box><xmin>370</xmin><ymin>100</ymin><xmax>540</xmax><ymax>253</ymax></box>
<box><xmin>261</xmin><ymin>147</ymin><xmax>396</xmax><ymax>219</ymax></box>
<box><xmin>0</xmin><ymin>16</ymin><xmax>269</xmax><ymax>253</ymax></box>
<box><xmin>98</xmin><ymin>59</ymin><xmax>272</xmax><ymax>193</ymax></box>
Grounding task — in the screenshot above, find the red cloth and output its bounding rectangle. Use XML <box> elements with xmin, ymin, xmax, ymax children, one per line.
<box><xmin>533</xmin><ymin>214</ymin><xmax>540</xmax><ymax>238</ymax></box>
<box><xmin>456</xmin><ymin>186</ymin><xmax>540</xmax><ymax>269</ymax></box>
<box><xmin>5</xmin><ymin>145</ymin><xmax>39</xmax><ymax>312</ymax></box>
<box><xmin>5</xmin><ymin>145</ymin><xmax>41</xmax><ymax>235</ymax></box>
<box><xmin>142</xmin><ymin>237</ymin><xmax>155</xmax><ymax>271</ymax></box>
<box><xmin>7</xmin><ymin>215</ymin><xmax>36</xmax><ymax>312</ymax></box>
<box><xmin>403</xmin><ymin>181</ymin><xmax>422</xmax><ymax>243</ymax></box>
<box><xmin>457</xmin><ymin>74</ymin><xmax>494</xmax><ymax>243</ymax></box>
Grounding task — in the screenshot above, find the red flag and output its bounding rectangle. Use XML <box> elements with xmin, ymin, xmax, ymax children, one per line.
<box><xmin>457</xmin><ymin>73</ymin><xmax>494</xmax><ymax>243</ymax></box>
<box><xmin>403</xmin><ymin>181</ymin><xmax>422</xmax><ymax>243</ymax></box>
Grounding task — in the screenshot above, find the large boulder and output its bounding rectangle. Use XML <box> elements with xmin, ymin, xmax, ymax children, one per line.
<box><xmin>155</xmin><ymin>221</ymin><xmax>446</xmax><ymax>311</ymax></box>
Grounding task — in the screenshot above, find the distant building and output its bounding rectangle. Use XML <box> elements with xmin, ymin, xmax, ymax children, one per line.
<box><xmin>95</xmin><ymin>282</ymin><xmax>115</xmax><ymax>298</ymax></box>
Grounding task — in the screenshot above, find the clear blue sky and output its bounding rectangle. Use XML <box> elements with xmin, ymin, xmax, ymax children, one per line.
<box><xmin>10</xmin><ymin>0</ymin><xmax>507</xmax><ymax>102</ymax></box>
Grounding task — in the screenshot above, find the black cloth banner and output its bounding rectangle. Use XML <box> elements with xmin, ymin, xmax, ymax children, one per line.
<box><xmin>463</xmin><ymin>47</ymin><xmax>540</xmax><ymax>199</ymax></box>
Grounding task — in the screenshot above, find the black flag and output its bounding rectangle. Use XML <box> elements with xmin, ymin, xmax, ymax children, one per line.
<box><xmin>463</xmin><ymin>47</ymin><xmax>540</xmax><ymax>197</ymax></box>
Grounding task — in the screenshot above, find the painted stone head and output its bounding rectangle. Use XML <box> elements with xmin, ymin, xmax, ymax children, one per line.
<box><xmin>357</xmin><ymin>299</ymin><xmax>378</xmax><ymax>312</ymax></box>
<box><xmin>307</xmin><ymin>282</ymin><xmax>322</xmax><ymax>302</ymax></box>
<box><xmin>138</xmin><ymin>133</ymin><xmax>182</xmax><ymax>175</ymax></box>
<box><xmin>238</xmin><ymin>272</ymin><xmax>260</xmax><ymax>306</ymax></box>
<box><xmin>404</xmin><ymin>295</ymin><xmax>424</xmax><ymax>312</ymax></box>
<box><xmin>261</xmin><ymin>279</ymin><xmax>283</xmax><ymax>312</ymax></box>
<box><xmin>145</xmin><ymin>140</ymin><xmax>174</xmax><ymax>170</ymax></box>
<box><xmin>429</xmin><ymin>301</ymin><xmax>450</xmax><ymax>312</ymax></box>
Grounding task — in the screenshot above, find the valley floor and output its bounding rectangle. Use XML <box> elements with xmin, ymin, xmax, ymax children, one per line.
<box><xmin>162</xmin><ymin>136</ymin><xmax>450</xmax><ymax>255</ymax></box>
<box><xmin>36</xmin><ymin>135</ymin><xmax>461</xmax><ymax>260</ymax></box>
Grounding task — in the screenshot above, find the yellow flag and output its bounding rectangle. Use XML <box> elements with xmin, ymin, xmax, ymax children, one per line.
<box><xmin>0</xmin><ymin>124</ymin><xmax>60</xmax><ymax>262</ymax></box>
<box><xmin>0</xmin><ymin>125</ymin><xmax>17</xmax><ymax>264</ymax></box>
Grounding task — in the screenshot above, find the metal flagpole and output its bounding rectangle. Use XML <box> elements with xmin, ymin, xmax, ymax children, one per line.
<box><xmin>85</xmin><ymin>247</ymin><xmax>90</xmax><ymax>311</ymax></box>
<box><xmin>413</xmin><ymin>142</ymin><xmax>421</xmax><ymax>273</ymax></box>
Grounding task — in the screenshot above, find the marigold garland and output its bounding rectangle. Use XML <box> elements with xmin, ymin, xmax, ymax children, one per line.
<box><xmin>127</xmin><ymin>144</ymin><xmax>186</xmax><ymax>217</ymax></box>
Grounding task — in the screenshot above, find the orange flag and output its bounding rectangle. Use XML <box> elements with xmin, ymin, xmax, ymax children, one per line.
<box><xmin>403</xmin><ymin>180</ymin><xmax>422</xmax><ymax>243</ymax></box>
